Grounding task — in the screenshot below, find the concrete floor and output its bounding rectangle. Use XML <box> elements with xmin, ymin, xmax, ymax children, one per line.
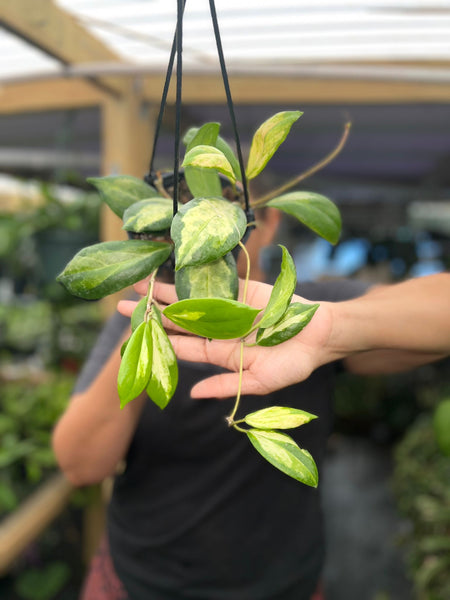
<box><xmin>321</xmin><ymin>435</ymin><xmax>413</xmax><ymax>600</ymax></box>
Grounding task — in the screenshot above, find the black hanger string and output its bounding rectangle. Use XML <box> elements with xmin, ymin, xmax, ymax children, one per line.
<box><xmin>172</xmin><ymin>0</ymin><xmax>184</xmax><ymax>215</ymax></box>
<box><xmin>208</xmin><ymin>0</ymin><xmax>251</xmax><ymax>219</ymax></box>
<box><xmin>146</xmin><ymin>0</ymin><xmax>186</xmax><ymax>200</ymax></box>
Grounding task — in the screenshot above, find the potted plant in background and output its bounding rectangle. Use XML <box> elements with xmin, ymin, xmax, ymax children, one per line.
<box><xmin>57</xmin><ymin>110</ymin><xmax>347</xmax><ymax>487</ymax></box>
<box><xmin>393</xmin><ymin>390</ymin><xmax>450</xmax><ymax>600</ymax></box>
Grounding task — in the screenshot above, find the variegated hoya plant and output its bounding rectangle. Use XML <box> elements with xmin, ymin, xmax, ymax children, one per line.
<box><xmin>57</xmin><ymin>111</ymin><xmax>343</xmax><ymax>487</ymax></box>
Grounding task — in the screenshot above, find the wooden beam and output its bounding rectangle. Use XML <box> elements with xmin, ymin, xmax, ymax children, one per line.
<box><xmin>142</xmin><ymin>73</ymin><xmax>450</xmax><ymax>104</ymax></box>
<box><xmin>0</xmin><ymin>0</ymin><xmax>117</xmax><ymax>62</ymax></box>
<box><xmin>0</xmin><ymin>0</ymin><xmax>125</xmax><ymax>97</ymax></box>
<box><xmin>0</xmin><ymin>78</ymin><xmax>103</xmax><ymax>113</ymax></box>
<box><xmin>0</xmin><ymin>473</ymin><xmax>73</xmax><ymax>576</ymax></box>
<box><xmin>2</xmin><ymin>67</ymin><xmax>450</xmax><ymax>115</ymax></box>
<box><xmin>101</xmin><ymin>85</ymin><xmax>156</xmax><ymax>239</ymax></box>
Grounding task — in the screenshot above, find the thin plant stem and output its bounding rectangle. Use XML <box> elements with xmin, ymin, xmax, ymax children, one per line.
<box><xmin>227</xmin><ymin>239</ymin><xmax>251</xmax><ymax>426</ymax></box>
<box><xmin>232</xmin><ymin>421</ymin><xmax>248</xmax><ymax>434</ymax></box>
<box><xmin>153</xmin><ymin>172</ymin><xmax>171</xmax><ymax>198</ymax></box>
<box><xmin>238</xmin><ymin>240</ymin><xmax>250</xmax><ymax>304</ymax></box>
<box><xmin>227</xmin><ymin>339</ymin><xmax>245</xmax><ymax>425</ymax></box>
<box><xmin>251</xmin><ymin>121</ymin><xmax>351</xmax><ymax>208</ymax></box>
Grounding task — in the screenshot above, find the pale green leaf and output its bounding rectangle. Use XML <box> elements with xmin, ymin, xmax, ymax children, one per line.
<box><xmin>215</xmin><ymin>137</ymin><xmax>242</xmax><ymax>182</ymax></box>
<box><xmin>151</xmin><ymin>303</ymin><xmax>164</xmax><ymax>325</ymax></box>
<box><xmin>256</xmin><ymin>302</ymin><xmax>319</xmax><ymax>346</ymax></box>
<box><xmin>87</xmin><ymin>175</ymin><xmax>158</xmax><ymax>218</ymax></box>
<box><xmin>184</xmin><ymin>123</ymin><xmax>222</xmax><ymax>198</ymax></box>
<box><xmin>257</xmin><ymin>245</ymin><xmax>297</xmax><ymax>329</ymax></box>
<box><xmin>57</xmin><ymin>240</ymin><xmax>172</xmax><ymax>300</ymax></box>
<box><xmin>175</xmin><ymin>252</ymin><xmax>238</xmax><ymax>300</ymax></box>
<box><xmin>183</xmin><ymin>128</ymin><xmax>241</xmax><ymax>180</ymax></box>
<box><xmin>267</xmin><ymin>191</ymin><xmax>341</xmax><ymax>245</ymax></box>
<box><xmin>171</xmin><ymin>197</ymin><xmax>247</xmax><ymax>270</ymax></box>
<box><xmin>182</xmin><ymin>145</ymin><xmax>236</xmax><ymax>183</ymax></box>
<box><xmin>146</xmin><ymin>319</ymin><xmax>178</xmax><ymax>409</ymax></box>
<box><xmin>246</xmin><ymin>111</ymin><xmax>302</xmax><ymax>180</ymax></box>
<box><xmin>244</xmin><ymin>406</ymin><xmax>317</xmax><ymax>429</ymax></box>
<box><xmin>246</xmin><ymin>429</ymin><xmax>318</xmax><ymax>487</ymax></box>
<box><xmin>163</xmin><ymin>298</ymin><xmax>260</xmax><ymax>339</ymax></box>
<box><xmin>122</xmin><ymin>197</ymin><xmax>173</xmax><ymax>232</ymax></box>
<box><xmin>118</xmin><ymin>321</ymin><xmax>152</xmax><ymax>408</ymax></box>
<box><xmin>186</xmin><ymin>123</ymin><xmax>220</xmax><ymax>150</ymax></box>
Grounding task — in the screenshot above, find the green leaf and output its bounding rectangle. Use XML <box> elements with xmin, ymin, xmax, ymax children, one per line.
<box><xmin>87</xmin><ymin>175</ymin><xmax>158</xmax><ymax>218</ymax></box>
<box><xmin>215</xmin><ymin>137</ymin><xmax>242</xmax><ymax>182</ymax></box>
<box><xmin>184</xmin><ymin>128</ymin><xmax>241</xmax><ymax>181</ymax></box>
<box><xmin>164</xmin><ymin>298</ymin><xmax>260</xmax><ymax>339</ymax></box>
<box><xmin>182</xmin><ymin>145</ymin><xmax>236</xmax><ymax>183</ymax></box>
<box><xmin>118</xmin><ymin>321</ymin><xmax>152</xmax><ymax>408</ymax></box>
<box><xmin>267</xmin><ymin>191</ymin><xmax>341</xmax><ymax>245</ymax></box>
<box><xmin>418</xmin><ymin>536</ymin><xmax>450</xmax><ymax>553</ymax></box>
<box><xmin>122</xmin><ymin>197</ymin><xmax>173</xmax><ymax>232</ymax></box>
<box><xmin>120</xmin><ymin>338</ymin><xmax>129</xmax><ymax>357</ymax></box>
<box><xmin>57</xmin><ymin>240</ymin><xmax>172</xmax><ymax>300</ymax></box>
<box><xmin>256</xmin><ymin>302</ymin><xmax>319</xmax><ymax>346</ymax></box>
<box><xmin>183</xmin><ymin>127</ymin><xmax>200</xmax><ymax>146</ymax></box>
<box><xmin>131</xmin><ymin>296</ymin><xmax>147</xmax><ymax>331</ymax></box>
<box><xmin>171</xmin><ymin>197</ymin><xmax>247</xmax><ymax>270</ymax></box>
<box><xmin>0</xmin><ymin>480</ymin><xmax>18</xmax><ymax>511</ymax></box>
<box><xmin>433</xmin><ymin>399</ymin><xmax>450</xmax><ymax>456</ymax></box>
<box><xmin>246</xmin><ymin>111</ymin><xmax>302</xmax><ymax>179</ymax></box>
<box><xmin>186</xmin><ymin>123</ymin><xmax>220</xmax><ymax>149</ymax></box>
<box><xmin>415</xmin><ymin>555</ymin><xmax>450</xmax><ymax>590</ymax></box>
<box><xmin>132</xmin><ymin>298</ymin><xmax>163</xmax><ymax>332</ymax></box>
<box><xmin>257</xmin><ymin>245</ymin><xmax>297</xmax><ymax>329</ymax></box>
<box><xmin>247</xmin><ymin>429</ymin><xmax>318</xmax><ymax>487</ymax></box>
<box><xmin>175</xmin><ymin>252</ymin><xmax>238</xmax><ymax>300</ymax></box>
<box><xmin>244</xmin><ymin>406</ymin><xmax>317</xmax><ymax>429</ymax></box>
<box><xmin>151</xmin><ymin>302</ymin><xmax>164</xmax><ymax>326</ymax></box>
<box><xmin>184</xmin><ymin>123</ymin><xmax>222</xmax><ymax>198</ymax></box>
<box><xmin>14</xmin><ymin>561</ymin><xmax>71</xmax><ymax>600</ymax></box>
<box><xmin>146</xmin><ymin>319</ymin><xmax>178</xmax><ymax>409</ymax></box>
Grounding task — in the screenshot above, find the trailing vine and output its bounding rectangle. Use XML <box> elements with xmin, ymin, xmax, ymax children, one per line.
<box><xmin>57</xmin><ymin>110</ymin><xmax>347</xmax><ymax>487</ymax></box>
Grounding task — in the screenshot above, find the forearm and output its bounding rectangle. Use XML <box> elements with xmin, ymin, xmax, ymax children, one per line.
<box><xmin>327</xmin><ymin>273</ymin><xmax>450</xmax><ymax>373</ymax></box>
<box><xmin>52</xmin><ymin>331</ymin><xmax>145</xmax><ymax>486</ymax></box>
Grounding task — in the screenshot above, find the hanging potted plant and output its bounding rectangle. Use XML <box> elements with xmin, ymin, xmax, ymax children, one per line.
<box><xmin>57</xmin><ymin>110</ymin><xmax>347</xmax><ymax>487</ymax></box>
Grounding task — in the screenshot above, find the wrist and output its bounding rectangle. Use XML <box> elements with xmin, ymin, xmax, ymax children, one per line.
<box><xmin>325</xmin><ymin>300</ymin><xmax>370</xmax><ymax>362</ymax></box>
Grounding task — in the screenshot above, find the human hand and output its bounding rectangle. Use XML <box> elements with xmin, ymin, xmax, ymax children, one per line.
<box><xmin>118</xmin><ymin>279</ymin><xmax>335</xmax><ymax>398</ymax></box>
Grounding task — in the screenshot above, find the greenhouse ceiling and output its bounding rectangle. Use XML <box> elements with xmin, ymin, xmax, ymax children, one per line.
<box><xmin>1</xmin><ymin>1</ymin><xmax>450</xmax><ymax>187</ymax></box>
<box><xmin>1</xmin><ymin>0</ymin><xmax>450</xmax><ymax>84</ymax></box>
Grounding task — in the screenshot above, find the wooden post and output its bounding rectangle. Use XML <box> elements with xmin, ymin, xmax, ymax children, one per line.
<box><xmin>100</xmin><ymin>78</ymin><xmax>157</xmax><ymax>314</ymax></box>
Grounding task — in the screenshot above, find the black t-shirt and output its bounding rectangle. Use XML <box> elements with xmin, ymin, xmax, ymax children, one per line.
<box><xmin>74</xmin><ymin>279</ymin><xmax>368</xmax><ymax>600</ymax></box>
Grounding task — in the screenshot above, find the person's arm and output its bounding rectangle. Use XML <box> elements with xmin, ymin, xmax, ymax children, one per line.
<box><xmin>117</xmin><ymin>273</ymin><xmax>449</xmax><ymax>399</ymax></box>
<box><xmin>337</xmin><ymin>274</ymin><xmax>449</xmax><ymax>374</ymax></box>
<box><xmin>52</xmin><ymin>324</ymin><xmax>146</xmax><ymax>487</ymax></box>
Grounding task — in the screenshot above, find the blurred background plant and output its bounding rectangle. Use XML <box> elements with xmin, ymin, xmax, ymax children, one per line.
<box><xmin>0</xmin><ymin>177</ymin><xmax>104</xmax><ymax>600</ymax></box>
<box><xmin>0</xmin><ymin>373</ymin><xmax>74</xmax><ymax>515</ymax></box>
<box><xmin>392</xmin><ymin>388</ymin><xmax>450</xmax><ymax>600</ymax></box>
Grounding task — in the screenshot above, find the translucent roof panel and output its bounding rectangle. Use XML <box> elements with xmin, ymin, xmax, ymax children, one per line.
<box><xmin>1</xmin><ymin>1</ymin><xmax>450</xmax><ymax>81</ymax></box>
<box><xmin>0</xmin><ymin>27</ymin><xmax>60</xmax><ymax>79</ymax></box>
<box><xmin>57</xmin><ymin>0</ymin><xmax>450</xmax><ymax>67</ymax></box>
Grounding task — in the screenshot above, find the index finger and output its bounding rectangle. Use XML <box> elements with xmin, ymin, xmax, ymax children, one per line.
<box><xmin>153</xmin><ymin>281</ymin><xmax>179</xmax><ymax>305</ymax></box>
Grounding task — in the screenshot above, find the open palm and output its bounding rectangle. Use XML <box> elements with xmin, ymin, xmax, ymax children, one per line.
<box><xmin>119</xmin><ymin>279</ymin><xmax>335</xmax><ymax>399</ymax></box>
